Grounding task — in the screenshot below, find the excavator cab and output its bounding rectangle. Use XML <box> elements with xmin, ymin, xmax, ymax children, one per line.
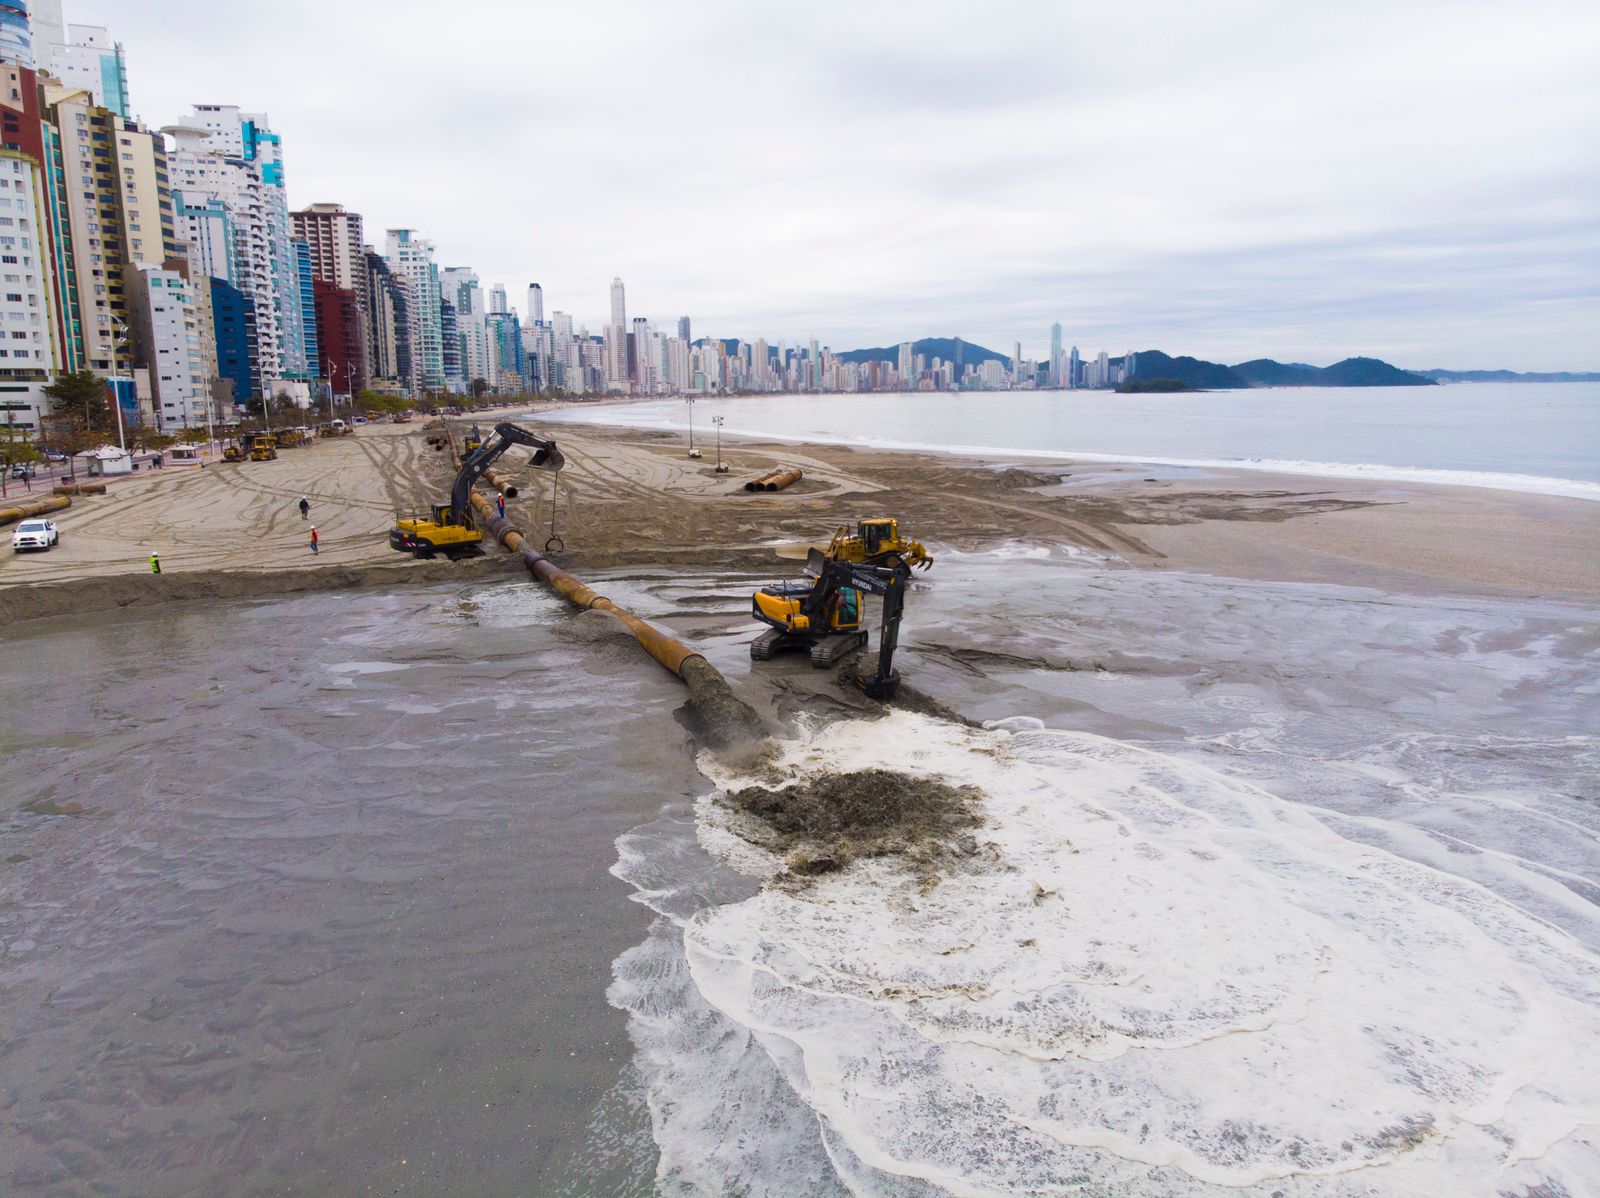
<box><xmin>750</xmin><ymin>529</ymin><xmax>924</xmax><ymax>694</ymax></box>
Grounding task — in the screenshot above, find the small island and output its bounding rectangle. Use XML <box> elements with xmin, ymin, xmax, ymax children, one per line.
<box><xmin>1117</xmin><ymin>378</ymin><xmax>1197</xmax><ymax>393</ymax></box>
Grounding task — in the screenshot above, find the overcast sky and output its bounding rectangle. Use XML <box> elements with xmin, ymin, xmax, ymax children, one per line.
<box><xmin>74</xmin><ymin>0</ymin><xmax>1600</xmax><ymax>369</ymax></box>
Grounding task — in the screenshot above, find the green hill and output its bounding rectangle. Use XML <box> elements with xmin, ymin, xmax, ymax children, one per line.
<box><xmin>1318</xmin><ymin>358</ymin><xmax>1434</xmax><ymax>386</ymax></box>
<box><xmin>839</xmin><ymin>337</ymin><xmax>1009</xmax><ymax>367</ymax></box>
<box><xmin>1231</xmin><ymin>359</ymin><xmax>1321</xmax><ymax>386</ymax></box>
<box><xmin>1125</xmin><ymin>350</ymin><xmax>1247</xmax><ymax>389</ymax></box>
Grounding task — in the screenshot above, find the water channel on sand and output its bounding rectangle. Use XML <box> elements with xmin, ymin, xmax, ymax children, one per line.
<box><xmin>3</xmin><ymin>554</ymin><xmax>1598</xmax><ymax>1194</ymax></box>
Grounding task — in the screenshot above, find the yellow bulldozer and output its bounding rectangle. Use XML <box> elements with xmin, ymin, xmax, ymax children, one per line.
<box><xmin>826</xmin><ymin>518</ymin><xmax>932</xmax><ymax>571</ymax></box>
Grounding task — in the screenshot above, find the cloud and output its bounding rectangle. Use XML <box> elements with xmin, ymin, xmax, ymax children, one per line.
<box><xmin>74</xmin><ymin>0</ymin><xmax>1600</xmax><ymax>368</ymax></box>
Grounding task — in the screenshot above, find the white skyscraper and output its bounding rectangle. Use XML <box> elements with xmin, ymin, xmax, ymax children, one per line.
<box><xmin>489</xmin><ymin>283</ymin><xmax>507</xmax><ymax>315</ymax></box>
<box><xmin>166</xmin><ymin>106</ymin><xmax>311</xmax><ymax>390</ymax></box>
<box><xmin>527</xmin><ymin>283</ymin><xmax>543</xmax><ymax>326</ymax></box>
<box><xmin>609</xmin><ymin>276</ymin><xmax>626</xmax><ymax>329</ymax></box>
<box><xmin>127</xmin><ymin>263</ymin><xmax>211</xmax><ymax>430</ymax></box>
<box><xmin>385</xmin><ymin>229</ymin><xmax>444</xmax><ymax>393</ymax></box>
<box><xmin>605</xmin><ymin>277</ymin><xmax>628</xmax><ymax>389</ymax></box>
<box><xmin>45</xmin><ymin>24</ymin><xmax>129</xmax><ymax>117</ymax></box>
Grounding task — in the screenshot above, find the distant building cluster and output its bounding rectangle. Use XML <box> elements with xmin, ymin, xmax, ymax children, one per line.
<box><xmin>536</xmin><ymin>299</ymin><xmax>1136</xmax><ymax>398</ymax></box>
<box><xmin>0</xmin><ymin>4</ymin><xmax>1139</xmax><ymax>442</ymax></box>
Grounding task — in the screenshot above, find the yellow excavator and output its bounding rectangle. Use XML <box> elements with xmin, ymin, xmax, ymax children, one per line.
<box><xmin>390</xmin><ymin>422</ymin><xmax>562</xmax><ymax>558</ymax></box>
<box><xmin>751</xmin><ymin>520</ymin><xmax>933</xmax><ymax>698</ymax></box>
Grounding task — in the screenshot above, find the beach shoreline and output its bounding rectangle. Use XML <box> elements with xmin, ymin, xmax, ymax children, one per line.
<box><xmin>1</xmin><ymin>416</ymin><xmax>1595</xmax><ymax>626</ymax></box>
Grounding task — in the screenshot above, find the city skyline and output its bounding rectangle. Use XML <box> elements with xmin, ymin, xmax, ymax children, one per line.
<box><xmin>67</xmin><ymin>0</ymin><xmax>1600</xmax><ymax>372</ymax></box>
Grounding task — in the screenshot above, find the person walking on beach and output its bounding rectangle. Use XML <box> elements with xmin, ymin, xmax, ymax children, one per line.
<box><xmin>496</xmin><ymin>493</ymin><xmax>506</xmax><ymax>519</ymax></box>
<box><xmin>308</xmin><ymin>526</ymin><xmax>319</xmax><ymax>555</ymax></box>
<box><xmin>298</xmin><ymin>496</ymin><xmax>309</xmax><ymax>520</ymax></box>
<box><xmin>150</xmin><ymin>552</ymin><xmax>161</xmax><ymax>575</ymax></box>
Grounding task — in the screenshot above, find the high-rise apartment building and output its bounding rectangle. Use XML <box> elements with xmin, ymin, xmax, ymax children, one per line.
<box><xmin>605</xmin><ymin>275</ymin><xmax>627</xmax><ymax>390</ymax></box>
<box><xmin>311</xmin><ymin>279</ymin><xmax>362</xmax><ymax>398</ymax></box>
<box><xmin>362</xmin><ymin>247</ymin><xmax>405</xmax><ymax>391</ymax></box>
<box><xmin>292</xmin><ymin>202</ymin><xmax>370</xmax><ymax>392</ymax></box>
<box><xmin>677</xmin><ymin>315</ymin><xmax>690</xmax><ymax>343</ymax></box>
<box><xmin>1049</xmin><ymin>322</ymin><xmax>1062</xmax><ymax>387</ymax></box>
<box><xmin>167</xmin><ymin>106</ymin><xmax>312</xmax><ymax>397</ymax></box>
<box><xmin>0</xmin><ymin>144</ymin><xmax>61</xmax><ymax>437</ymax></box>
<box><xmin>0</xmin><ymin>2</ymin><xmax>31</xmax><ymax>68</ymax></box>
<box><xmin>384</xmin><ymin>228</ymin><xmax>442</xmax><ymax>393</ymax></box>
<box><xmin>526</xmin><ymin>283</ymin><xmax>542</xmax><ymax>326</ymax></box>
<box><xmin>125</xmin><ymin>262</ymin><xmax>208</xmax><ymax>429</ymax></box>
<box><xmin>45</xmin><ymin>25</ymin><xmax>127</xmax><ymax>117</ymax></box>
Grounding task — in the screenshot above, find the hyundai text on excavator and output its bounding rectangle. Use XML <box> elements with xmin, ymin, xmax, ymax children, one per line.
<box><xmin>750</xmin><ymin>520</ymin><xmax>932</xmax><ymax>699</ymax></box>
<box><xmin>390</xmin><ymin>422</ymin><xmax>562</xmax><ymax>558</ymax></box>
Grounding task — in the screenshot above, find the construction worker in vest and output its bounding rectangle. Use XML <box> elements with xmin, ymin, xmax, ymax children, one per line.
<box><xmin>496</xmin><ymin>493</ymin><xmax>506</xmax><ymax>519</ymax></box>
<box><xmin>309</xmin><ymin>526</ymin><xmax>319</xmax><ymax>555</ymax></box>
<box><xmin>150</xmin><ymin>552</ymin><xmax>161</xmax><ymax>575</ymax></box>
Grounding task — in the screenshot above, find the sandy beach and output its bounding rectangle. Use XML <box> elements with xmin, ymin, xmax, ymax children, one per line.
<box><xmin>2</xmin><ymin>414</ymin><xmax>1596</xmax><ymax>624</ymax></box>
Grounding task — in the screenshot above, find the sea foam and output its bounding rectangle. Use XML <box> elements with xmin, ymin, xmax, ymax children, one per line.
<box><xmin>647</xmin><ymin>711</ymin><xmax>1600</xmax><ymax>1195</ymax></box>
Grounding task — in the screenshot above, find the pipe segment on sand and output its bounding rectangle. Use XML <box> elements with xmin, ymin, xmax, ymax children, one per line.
<box><xmin>0</xmin><ymin>495</ymin><xmax>70</xmax><ymax>526</ymax></box>
<box><xmin>445</xmin><ymin>429</ymin><xmax>764</xmax><ymax>748</ymax></box>
<box><xmin>52</xmin><ymin>483</ymin><xmax>106</xmax><ymax>496</ymax></box>
<box><xmin>762</xmin><ymin>467</ymin><xmax>803</xmax><ymax>492</ymax></box>
<box><xmin>744</xmin><ymin>467</ymin><xmax>803</xmax><ymax>492</ymax></box>
<box><xmin>481</xmin><ymin>467</ymin><xmax>519</xmax><ymax>499</ymax></box>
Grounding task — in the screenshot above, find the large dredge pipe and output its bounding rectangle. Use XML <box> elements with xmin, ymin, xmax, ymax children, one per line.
<box><xmin>52</xmin><ymin>482</ymin><xmax>106</xmax><ymax>496</ymax></box>
<box><xmin>762</xmin><ymin>467</ymin><xmax>803</xmax><ymax>492</ymax></box>
<box><xmin>0</xmin><ymin>495</ymin><xmax>70</xmax><ymax>526</ymax></box>
<box><xmin>744</xmin><ymin>470</ymin><xmax>780</xmax><ymax>492</ymax></box>
<box><xmin>482</xmin><ymin>467</ymin><xmax>519</xmax><ymax>499</ymax></box>
<box><xmin>466</xmin><ymin>489</ymin><xmax>764</xmax><ymax>748</ymax></box>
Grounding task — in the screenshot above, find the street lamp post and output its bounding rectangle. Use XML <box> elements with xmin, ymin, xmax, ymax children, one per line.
<box><xmin>329</xmin><ymin>363</ymin><xmax>339</xmax><ymax>421</ymax></box>
<box><xmin>686</xmin><ymin>396</ymin><xmax>700</xmax><ymax>458</ymax></box>
<box><xmin>713</xmin><ymin>414</ymin><xmax>728</xmax><ymax>473</ymax></box>
<box><xmin>111</xmin><ymin>323</ymin><xmax>129</xmax><ymax>452</ymax></box>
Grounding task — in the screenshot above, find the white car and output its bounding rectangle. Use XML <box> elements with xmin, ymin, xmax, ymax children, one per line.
<box><xmin>11</xmin><ymin>519</ymin><xmax>59</xmax><ymax>552</ymax></box>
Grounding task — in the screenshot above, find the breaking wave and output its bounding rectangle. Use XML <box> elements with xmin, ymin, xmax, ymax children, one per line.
<box><xmin>613</xmin><ymin>711</ymin><xmax>1600</xmax><ymax>1195</ymax></box>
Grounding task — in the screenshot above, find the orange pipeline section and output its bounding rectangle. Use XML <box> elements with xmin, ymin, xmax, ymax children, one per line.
<box><xmin>763</xmin><ymin>467</ymin><xmax>803</xmax><ymax>492</ymax></box>
<box><xmin>446</xmin><ymin>424</ymin><xmax>763</xmax><ymax>747</ymax></box>
<box><xmin>0</xmin><ymin>495</ymin><xmax>70</xmax><ymax>526</ymax></box>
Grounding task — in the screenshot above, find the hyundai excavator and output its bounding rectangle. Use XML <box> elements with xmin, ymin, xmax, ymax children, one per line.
<box><xmin>750</xmin><ymin>522</ymin><xmax>931</xmax><ymax>699</ymax></box>
<box><xmin>390</xmin><ymin>422</ymin><xmax>562</xmax><ymax>558</ymax></box>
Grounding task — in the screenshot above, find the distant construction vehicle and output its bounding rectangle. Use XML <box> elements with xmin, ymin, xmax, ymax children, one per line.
<box><xmin>826</xmin><ymin>518</ymin><xmax>932</xmax><ymax>571</ymax></box>
<box><xmin>390</xmin><ymin>422</ymin><xmax>562</xmax><ymax>559</ymax></box>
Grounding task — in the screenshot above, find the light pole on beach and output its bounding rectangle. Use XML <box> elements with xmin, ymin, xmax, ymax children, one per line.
<box><xmin>713</xmin><ymin>415</ymin><xmax>728</xmax><ymax>473</ymax></box>
<box><xmin>111</xmin><ymin>323</ymin><xmax>129</xmax><ymax>452</ymax></box>
<box><xmin>686</xmin><ymin>396</ymin><xmax>700</xmax><ymax>458</ymax></box>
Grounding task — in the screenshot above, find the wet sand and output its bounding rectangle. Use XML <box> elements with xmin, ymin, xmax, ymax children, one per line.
<box><xmin>1</xmin><ymin>416</ymin><xmax>1596</xmax><ymax>627</ymax></box>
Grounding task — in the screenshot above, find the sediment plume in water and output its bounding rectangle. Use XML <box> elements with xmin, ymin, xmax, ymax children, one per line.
<box><xmin>635</xmin><ymin>709</ymin><xmax>1600</xmax><ymax>1196</ymax></box>
<box><xmin>720</xmin><ymin>766</ymin><xmax>983</xmax><ymax>879</ymax></box>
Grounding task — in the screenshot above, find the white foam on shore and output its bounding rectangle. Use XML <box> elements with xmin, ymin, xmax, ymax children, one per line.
<box><xmin>661</xmin><ymin>711</ymin><xmax>1600</xmax><ymax>1195</ymax></box>
<box><xmin>545</xmin><ymin>408</ymin><xmax>1600</xmax><ymax>502</ymax></box>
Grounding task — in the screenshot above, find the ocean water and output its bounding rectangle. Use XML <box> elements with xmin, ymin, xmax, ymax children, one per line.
<box><xmin>598</xmin><ymin>556</ymin><xmax>1600</xmax><ymax>1196</ymax></box>
<box><xmin>4</xmin><ymin>561</ymin><xmax>1598</xmax><ymax>1194</ymax></box>
<box><xmin>540</xmin><ymin>381</ymin><xmax>1600</xmax><ymax>500</ymax></box>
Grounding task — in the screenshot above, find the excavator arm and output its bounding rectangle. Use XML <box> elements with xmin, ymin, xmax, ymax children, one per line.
<box><xmin>449</xmin><ymin>422</ymin><xmax>563</xmax><ymax>523</ymax></box>
<box><xmin>802</xmin><ymin>552</ymin><xmax>909</xmax><ymax>699</ymax></box>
